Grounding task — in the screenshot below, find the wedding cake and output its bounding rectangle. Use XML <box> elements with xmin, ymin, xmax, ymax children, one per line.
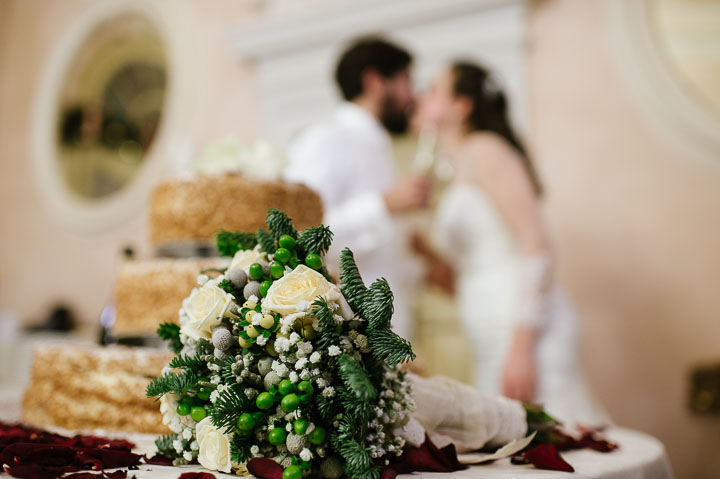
<box><xmin>22</xmin><ymin>344</ymin><xmax>173</xmax><ymax>433</ymax></box>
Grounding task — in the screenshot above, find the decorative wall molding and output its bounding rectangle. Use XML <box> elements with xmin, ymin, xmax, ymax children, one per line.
<box><xmin>233</xmin><ymin>0</ymin><xmax>529</xmax><ymax>146</ymax></box>
<box><xmin>607</xmin><ymin>0</ymin><xmax>720</xmax><ymax>163</ymax></box>
<box><xmin>30</xmin><ymin>0</ymin><xmax>195</xmax><ymax>233</ymax></box>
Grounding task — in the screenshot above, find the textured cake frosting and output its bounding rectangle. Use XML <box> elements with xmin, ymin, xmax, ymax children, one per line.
<box><xmin>149</xmin><ymin>174</ymin><xmax>323</xmax><ymax>246</ymax></box>
<box><xmin>22</xmin><ymin>344</ymin><xmax>173</xmax><ymax>433</ymax></box>
<box><xmin>114</xmin><ymin>257</ymin><xmax>229</xmax><ymax>335</ymax></box>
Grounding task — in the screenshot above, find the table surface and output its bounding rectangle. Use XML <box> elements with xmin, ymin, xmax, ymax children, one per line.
<box><xmin>0</xmin><ymin>388</ymin><xmax>673</xmax><ymax>479</ymax></box>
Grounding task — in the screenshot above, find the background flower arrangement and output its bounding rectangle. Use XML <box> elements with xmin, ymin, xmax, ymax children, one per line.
<box><xmin>147</xmin><ymin>209</ymin><xmax>416</xmax><ymax>479</ymax></box>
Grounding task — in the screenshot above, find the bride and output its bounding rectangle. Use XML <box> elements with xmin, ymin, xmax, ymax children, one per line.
<box><xmin>412</xmin><ymin>62</ymin><xmax>607</xmax><ymax>426</ymax></box>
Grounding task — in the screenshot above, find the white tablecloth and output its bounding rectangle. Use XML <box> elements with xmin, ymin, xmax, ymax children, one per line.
<box><xmin>0</xmin><ymin>388</ymin><xmax>673</xmax><ymax>479</ymax></box>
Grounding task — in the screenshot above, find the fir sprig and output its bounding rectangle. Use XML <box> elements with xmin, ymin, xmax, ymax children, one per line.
<box><xmin>157</xmin><ymin>322</ymin><xmax>183</xmax><ymax>354</ymax></box>
<box><xmin>266</xmin><ymin>208</ymin><xmax>297</xmax><ymax>240</ymax></box>
<box><xmin>337</xmin><ymin>354</ymin><xmax>377</xmax><ymax>401</ymax></box>
<box><xmin>168</xmin><ymin>352</ymin><xmax>206</xmax><ymax>370</ymax></box>
<box><xmin>209</xmin><ymin>384</ymin><xmax>252</xmax><ymax>432</ymax></box>
<box><xmin>362</xmin><ymin>279</ymin><xmax>394</xmax><ymax>331</ymax></box>
<box><xmin>339</xmin><ymin>248</ymin><xmax>367</xmax><ymax>315</ymax></box>
<box><xmin>218</xmin><ymin>278</ymin><xmax>243</xmax><ymax>299</ymax></box>
<box><xmin>368</xmin><ymin>329</ymin><xmax>415</xmax><ymax>365</ymax></box>
<box><xmin>298</xmin><ymin>225</ymin><xmax>334</xmax><ymax>256</ymax></box>
<box><xmin>256</xmin><ymin>228</ymin><xmax>276</xmax><ymax>254</ymax></box>
<box><xmin>311</xmin><ymin>298</ymin><xmax>342</xmax><ymax>351</ymax></box>
<box><xmin>146</xmin><ymin>369</ymin><xmax>197</xmax><ymax>399</ymax></box>
<box><xmin>155</xmin><ymin>433</ymin><xmax>182</xmax><ymax>458</ymax></box>
<box><xmin>216</xmin><ymin>230</ymin><xmax>257</xmax><ymax>257</ymax></box>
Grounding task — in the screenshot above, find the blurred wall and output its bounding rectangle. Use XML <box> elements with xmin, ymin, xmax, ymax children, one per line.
<box><xmin>0</xmin><ymin>0</ymin><xmax>259</xmax><ymax>327</ymax></box>
<box><xmin>1</xmin><ymin>0</ymin><xmax>719</xmax><ymax>477</ymax></box>
<box><xmin>528</xmin><ymin>1</ymin><xmax>720</xmax><ymax>478</ymax></box>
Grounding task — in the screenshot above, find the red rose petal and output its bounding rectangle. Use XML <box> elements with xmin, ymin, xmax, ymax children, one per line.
<box><xmin>522</xmin><ymin>443</ymin><xmax>575</xmax><ymax>472</ymax></box>
<box><xmin>387</xmin><ymin>435</ymin><xmax>466</xmax><ymax>474</ymax></box>
<box><xmin>380</xmin><ymin>466</ymin><xmax>398</xmax><ymax>479</ymax></box>
<box><xmin>143</xmin><ymin>454</ymin><xmax>174</xmax><ymax>466</ymax></box>
<box><xmin>104</xmin><ymin>470</ymin><xmax>129</xmax><ymax>479</ymax></box>
<box><xmin>3</xmin><ymin>464</ymin><xmax>62</xmax><ymax>479</ymax></box>
<box><xmin>246</xmin><ymin>458</ymin><xmax>283</xmax><ymax>479</ymax></box>
<box><xmin>177</xmin><ymin>473</ymin><xmax>216</xmax><ymax>479</ymax></box>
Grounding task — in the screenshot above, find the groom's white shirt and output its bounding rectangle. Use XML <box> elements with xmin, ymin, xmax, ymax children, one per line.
<box><xmin>284</xmin><ymin>102</ymin><xmax>416</xmax><ymax>340</ymax></box>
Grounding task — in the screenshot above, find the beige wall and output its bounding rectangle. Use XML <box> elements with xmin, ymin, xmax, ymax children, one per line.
<box><xmin>529</xmin><ymin>1</ymin><xmax>720</xmax><ymax>477</ymax></box>
<box><xmin>1</xmin><ymin>0</ymin><xmax>719</xmax><ymax>477</ymax></box>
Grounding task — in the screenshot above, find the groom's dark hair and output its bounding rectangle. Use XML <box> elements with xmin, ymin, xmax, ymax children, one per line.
<box><xmin>335</xmin><ymin>37</ymin><xmax>412</xmax><ymax>101</ymax></box>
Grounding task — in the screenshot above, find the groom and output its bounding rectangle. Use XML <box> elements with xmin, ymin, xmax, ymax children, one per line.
<box><xmin>284</xmin><ymin>37</ymin><xmax>430</xmax><ymax>340</ymax></box>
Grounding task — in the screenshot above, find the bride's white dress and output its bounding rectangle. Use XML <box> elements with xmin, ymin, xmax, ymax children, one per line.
<box><xmin>434</xmin><ymin>182</ymin><xmax>608</xmax><ymax>426</ymax></box>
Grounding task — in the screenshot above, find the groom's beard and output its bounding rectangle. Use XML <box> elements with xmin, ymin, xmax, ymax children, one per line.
<box><xmin>380</xmin><ymin>96</ymin><xmax>410</xmax><ymax>135</ymax></box>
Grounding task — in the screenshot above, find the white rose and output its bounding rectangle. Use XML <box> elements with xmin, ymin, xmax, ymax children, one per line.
<box><xmin>180</xmin><ymin>280</ymin><xmax>234</xmax><ymax>341</ymax></box>
<box><xmin>228</xmin><ymin>246</ymin><xmax>267</xmax><ymax>273</ymax></box>
<box><xmin>195</xmin><ymin>417</ymin><xmax>232</xmax><ymax>473</ymax></box>
<box><xmin>263</xmin><ymin>265</ymin><xmax>341</xmax><ymax>315</ymax></box>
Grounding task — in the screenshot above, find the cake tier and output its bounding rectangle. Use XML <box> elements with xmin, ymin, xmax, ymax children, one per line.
<box><xmin>150</xmin><ymin>174</ymin><xmax>323</xmax><ymax>246</ymax></box>
<box><xmin>22</xmin><ymin>344</ymin><xmax>173</xmax><ymax>434</ymax></box>
<box><xmin>114</xmin><ymin>257</ymin><xmax>228</xmax><ymax>335</ymax></box>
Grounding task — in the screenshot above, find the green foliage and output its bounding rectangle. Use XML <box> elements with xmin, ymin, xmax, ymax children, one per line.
<box><xmin>266</xmin><ymin>208</ymin><xmax>297</xmax><ymax>240</ymax></box>
<box><xmin>210</xmin><ymin>383</ymin><xmax>252</xmax><ymax>432</ymax></box>
<box><xmin>368</xmin><ymin>329</ymin><xmax>415</xmax><ymax>365</ymax></box>
<box><xmin>311</xmin><ymin>298</ymin><xmax>342</xmax><ymax>350</ymax></box>
<box><xmin>337</xmin><ymin>438</ymin><xmax>377</xmax><ymax>479</ymax></box>
<box><xmin>230</xmin><ymin>430</ymin><xmax>254</xmax><ymax>464</ymax></box>
<box><xmin>337</xmin><ymin>354</ymin><xmax>377</xmax><ymax>401</ymax></box>
<box><xmin>157</xmin><ymin>322</ymin><xmax>183</xmax><ymax>354</ymax></box>
<box><xmin>362</xmin><ymin>279</ymin><xmax>394</xmax><ymax>332</ymax></box>
<box><xmin>218</xmin><ymin>278</ymin><xmax>243</xmax><ymax>299</ymax></box>
<box><xmin>216</xmin><ymin>230</ymin><xmax>257</xmax><ymax>257</ymax></box>
<box><xmin>155</xmin><ymin>433</ymin><xmax>182</xmax><ymax>458</ymax></box>
<box><xmin>256</xmin><ymin>228</ymin><xmax>276</xmax><ymax>254</ymax></box>
<box><xmin>298</xmin><ymin>225</ymin><xmax>334</xmax><ymax>256</ymax></box>
<box><xmin>146</xmin><ymin>368</ymin><xmax>197</xmax><ymax>399</ymax></box>
<box><xmin>169</xmin><ymin>353</ymin><xmax>206</xmax><ymax>370</ymax></box>
<box><xmin>339</xmin><ymin>248</ymin><xmax>367</xmax><ymax>314</ymax></box>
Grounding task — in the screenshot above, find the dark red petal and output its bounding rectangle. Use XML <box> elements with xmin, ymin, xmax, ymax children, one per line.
<box><xmin>577</xmin><ymin>433</ymin><xmax>619</xmax><ymax>453</ymax></box>
<box><xmin>104</xmin><ymin>470</ymin><xmax>129</xmax><ymax>479</ymax></box>
<box><xmin>522</xmin><ymin>444</ymin><xmax>575</xmax><ymax>472</ymax></box>
<box><xmin>177</xmin><ymin>473</ymin><xmax>216</xmax><ymax>479</ymax></box>
<box><xmin>96</xmin><ymin>449</ymin><xmax>142</xmax><ymax>469</ymax></box>
<box><xmin>3</xmin><ymin>464</ymin><xmax>62</xmax><ymax>479</ymax></box>
<box><xmin>387</xmin><ymin>435</ymin><xmax>466</xmax><ymax>474</ymax></box>
<box><xmin>2</xmin><ymin>444</ymin><xmax>77</xmax><ymax>468</ymax></box>
<box><xmin>64</xmin><ymin>473</ymin><xmax>104</xmax><ymax>479</ymax></box>
<box><xmin>380</xmin><ymin>467</ymin><xmax>398</xmax><ymax>479</ymax></box>
<box><xmin>246</xmin><ymin>458</ymin><xmax>283</xmax><ymax>479</ymax></box>
<box><xmin>143</xmin><ymin>454</ymin><xmax>174</xmax><ymax>466</ymax></box>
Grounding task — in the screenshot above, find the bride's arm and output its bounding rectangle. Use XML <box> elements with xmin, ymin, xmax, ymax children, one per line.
<box><xmin>463</xmin><ymin>134</ymin><xmax>553</xmax><ymax>402</ymax></box>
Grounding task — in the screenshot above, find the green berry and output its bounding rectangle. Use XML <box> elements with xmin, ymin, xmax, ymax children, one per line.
<box><xmin>176</xmin><ymin>403</ymin><xmax>191</xmax><ymax>416</ymax></box>
<box><xmin>269</xmin><ymin>261</ymin><xmax>285</xmax><ymax>279</ymax></box>
<box><xmin>259</xmin><ymin>280</ymin><xmax>273</xmax><ymax>297</ymax></box>
<box><xmin>274</xmin><ymin>247</ymin><xmax>291</xmax><ymax>264</ymax></box>
<box><xmin>249</xmin><ymin>263</ymin><xmax>265</xmax><ymax>280</ymax></box>
<box><xmin>278</xmin><ymin>379</ymin><xmax>295</xmax><ymax>396</ymax></box>
<box><xmin>279</xmin><ymin>235</ymin><xmax>296</xmax><ymax>250</ymax></box>
<box><xmin>268</xmin><ymin>427</ymin><xmax>287</xmax><ymax>446</ymax></box>
<box><xmin>308</xmin><ymin>426</ymin><xmax>326</xmax><ymax>445</ymax></box>
<box><xmin>305</xmin><ymin>253</ymin><xmax>322</xmax><ymax>270</ymax></box>
<box><xmin>281</xmin><ymin>393</ymin><xmax>300</xmax><ymax>412</ymax></box>
<box><xmin>256</xmin><ymin>392</ymin><xmax>274</xmax><ymax>410</ymax></box>
<box><xmin>282</xmin><ymin>465</ymin><xmax>302</xmax><ymax>479</ymax></box>
<box><xmin>236</xmin><ymin>413</ymin><xmax>255</xmax><ymax>431</ymax></box>
<box><xmin>293</xmin><ymin>419</ymin><xmax>308</xmax><ymax>435</ymax></box>
<box><xmin>197</xmin><ymin>387</ymin><xmax>211</xmax><ymax>401</ymax></box>
<box><xmin>190</xmin><ymin>406</ymin><xmax>207</xmax><ymax>421</ymax></box>
<box><xmin>179</xmin><ymin>395</ymin><xmax>194</xmax><ymax>406</ymax></box>
<box><xmin>297</xmin><ymin>381</ymin><xmax>313</xmax><ymax>396</ymax></box>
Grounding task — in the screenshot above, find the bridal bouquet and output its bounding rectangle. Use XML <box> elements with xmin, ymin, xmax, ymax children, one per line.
<box><xmin>147</xmin><ymin>209</ymin><xmax>416</xmax><ymax>479</ymax></box>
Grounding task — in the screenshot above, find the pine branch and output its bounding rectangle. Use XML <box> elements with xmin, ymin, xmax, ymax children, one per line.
<box><xmin>362</xmin><ymin>279</ymin><xmax>394</xmax><ymax>332</ymax></box>
<box><xmin>230</xmin><ymin>431</ymin><xmax>254</xmax><ymax>464</ymax></box>
<box><xmin>209</xmin><ymin>384</ymin><xmax>252</xmax><ymax>432</ymax></box>
<box><xmin>337</xmin><ymin>354</ymin><xmax>377</xmax><ymax>401</ymax></box>
<box><xmin>216</xmin><ymin>230</ymin><xmax>257</xmax><ymax>257</ymax></box>
<box><xmin>155</xmin><ymin>433</ymin><xmax>182</xmax><ymax>458</ymax></box>
<box><xmin>157</xmin><ymin>322</ymin><xmax>183</xmax><ymax>354</ymax></box>
<box><xmin>368</xmin><ymin>329</ymin><xmax>415</xmax><ymax>365</ymax></box>
<box><xmin>168</xmin><ymin>352</ymin><xmax>207</xmax><ymax>370</ymax></box>
<box><xmin>311</xmin><ymin>298</ymin><xmax>342</xmax><ymax>351</ymax></box>
<box><xmin>339</xmin><ymin>248</ymin><xmax>367</xmax><ymax>315</ymax></box>
<box><xmin>338</xmin><ymin>438</ymin><xmax>375</xmax><ymax>479</ymax></box>
<box><xmin>256</xmin><ymin>228</ymin><xmax>276</xmax><ymax>254</ymax></box>
<box><xmin>146</xmin><ymin>369</ymin><xmax>198</xmax><ymax>398</ymax></box>
<box><xmin>266</xmin><ymin>208</ymin><xmax>297</xmax><ymax>240</ymax></box>
<box><xmin>297</xmin><ymin>225</ymin><xmax>334</xmax><ymax>256</ymax></box>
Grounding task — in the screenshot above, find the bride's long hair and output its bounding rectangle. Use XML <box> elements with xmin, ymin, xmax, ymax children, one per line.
<box><xmin>451</xmin><ymin>62</ymin><xmax>543</xmax><ymax>196</ymax></box>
